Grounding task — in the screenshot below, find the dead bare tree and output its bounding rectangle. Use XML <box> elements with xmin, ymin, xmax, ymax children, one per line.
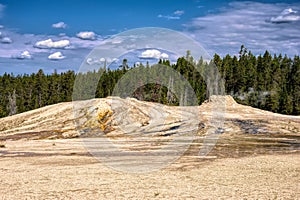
<box><xmin>8</xmin><ymin>90</ymin><xmax>17</xmax><ymax>116</ymax></box>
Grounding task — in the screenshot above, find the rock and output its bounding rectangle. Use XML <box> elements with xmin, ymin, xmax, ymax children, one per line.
<box><xmin>0</xmin><ymin>96</ymin><xmax>299</xmax><ymax>140</ymax></box>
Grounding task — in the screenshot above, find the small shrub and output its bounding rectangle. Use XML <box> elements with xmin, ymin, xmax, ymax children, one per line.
<box><xmin>0</xmin><ymin>144</ymin><xmax>5</xmax><ymax>148</ymax></box>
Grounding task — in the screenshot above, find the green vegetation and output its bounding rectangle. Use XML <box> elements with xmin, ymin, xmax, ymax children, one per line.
<box><xmin>216</xmin><ymin>46</ymin><xmax>300</xmax><ymax>115</ymax></box>
<box><xmin>0</xmin><ymin>46</ymin><xmax>299</xmax><ymax>118</ymax></box>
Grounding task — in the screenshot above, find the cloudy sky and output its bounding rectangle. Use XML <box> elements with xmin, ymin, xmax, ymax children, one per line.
<box><xmin>0</xmin><ymin>0</ymin><xmax>299</xmax><ymax>74</ymax></box>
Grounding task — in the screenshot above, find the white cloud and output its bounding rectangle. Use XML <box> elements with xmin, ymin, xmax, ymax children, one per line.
<box><xmin>134</xmin><ymin>61</ymin><xmax>141</xmax><ymax>66</ymax></box>
<box><xmin>76</xmin><ymin>31</ymin><xmax>96</xmax><ymax>40</ymax></box>
<box><xmin>0</xmin><ymin>29</ymin><xmax>105</xmax><ymax>74</ymax></box>
<box><xmin>282</xmin><ymin>8</ymin><xmax>297</xmax><ymax>15</ymax></box>
<box><xmin>160</xmin><ymin>53</ymin><xmax>169</xmax><ymax>59</ymax></box>
<box><xmin>0</xmin><ymin>25</ymin><xmax>4</xmax><ymax>29</ymax></box>
<box><xmin>20</xmin><ymin>51</ymin><xmax>32</xmax><ymax>59</ymax></box>
<box><xmin>0</xmin><ymin>29</ymin><xmax>103</xmax><ymax>61</ymax></box>
<box><xmin>174</xmin><ymin>10</ymin><xmax>184</xmax><ymax>16</ymax></box>
<box><xmin>0</xmin><ymin>37</ymin><xmax>12</xmax><ymax>43</ymax></box>
<box><xmin>12</xmin><ymin>50</ymin><xmax>32</xmax><ymax>60</ymax></box>
<box><xmin>99</xmin><ymin>58</ymin><xmax>106</xmax><ymax>62</ymax></box>
<box><xmin>270</xmin><ymin>8</ymin><xmax>300</xmax><ymax>23</ymax></box>
<box><xmin>52</xmin><ymin>22</ymin><xmax>67</xmax><ymax>29</ymax></box>
<box><xmin>48</xmin><ymin>52</ymin><xmax>65</xmax><ymax>60</ymax></box>
<box><xmin>185</xmin><ymin>2</ymin><xmax>300</xmax><ymax>57</ymax></box>
<box><xmin>158</xmin><ymin>14</ymin><xmax>180</xmax><ymax>20</ymax></box>
<box><xmin>158</xmin><ymin>10</ymin><xmax>184</xmax><ymax>20</ymax></box>
<box><xmin>35</xmin><ymin>39</ymin><xmax>70</xmax><ymax>49</ymax></box>
<box><xmin>86</xmin><ymin>57</ymin><xmax>103</xmax><ymax>65</ymax></box>
<box><xmin>86</xmin><ymin>57</ymin><xmax>118</xmax><ymax>65</ymax></box>
<box><xmin>139</xmin><ymin>49</ymin><xmax>169</xmax><ymax>59</ymax></box>
<box><xmin>0</xmin><ymin>31</ymin><xmax>49</xmax><ymax>58</ymax></box>
<box><xmin>86</xmin><ymin>58</ymin><xmax>93</xmax><ymax>65</ymax></box>
<box><xmin>0</xmin><ymin>31</ymin><xmax>12</xmax><ymax>43</ymax></box>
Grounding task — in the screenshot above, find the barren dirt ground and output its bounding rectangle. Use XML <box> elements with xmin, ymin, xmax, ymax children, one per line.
<box><xmin>0</xmin><ymin>96</ymin><xmax>299</xmax><ymax>199</ymax></box>
<box><xmin>0</xmin><ymin>139</ymin><xmax>299</xmax><ymax>199</ymax></box>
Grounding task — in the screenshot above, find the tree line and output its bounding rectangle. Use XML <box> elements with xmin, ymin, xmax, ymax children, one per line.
<box><xmin>0</xmin><ymin>46</ymin><xmax>299</xmax><ymax>118</ymax></box>
<box><xmin>214</xmin><ymin>46</ymin><xmax>299</xmax><ymax>115</ymax></box>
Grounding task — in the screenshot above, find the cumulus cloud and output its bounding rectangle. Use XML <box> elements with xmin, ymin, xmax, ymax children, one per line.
<box><xmin>0</xmin><ymin>30</ymin><xmax>103</xmax><ymax>74</ymax></box>
<box><xmin>270</xmin><ymin>8</ymin><xmax>300</xmax><ymax>23</ymax></box>
<box><xmin>0</xmin><ymin>36</ymin><xmax>12</xmax><ymax>43</ymax></box>
<box><xmin>48</xmin><ymin>52</ymin><xmax>65</xmax><ymax>60</ymax></box>
<box><xmin>0</xmin><ymin>29</ymin><xmax>103</xmax><ymax>61</ymax></box>
<box><xmin>35</xmin><ymin>39</ymin><xmax>70</xmax><ymax>49</ymax></box>
<box><xmin>12</xmin><ymin>50</ymin><xmax>32</xmax><ymax>60</ymax></box>
<box><xmin>76</xmin><ymin>31</ymin><xmax>96</xmax><ymax>40</ymax></box>
<box><xmin>52</xmin><ymin>22</ymin><xmax>67</xmax><ymax>29</ymax></box>
<box><xmin>184</xmin><ymin>1</ymin><xmax>300</xmax><ymax>57</ymax></box>
<box><xmin>139</xmin><ymin>49</ymin><xmax>169</xmax><ymax>59</ymax></box>
<box><xmin>0</xmin><ymin>31</ymin><xmax>49</xmax><ymax>59</ymax></box>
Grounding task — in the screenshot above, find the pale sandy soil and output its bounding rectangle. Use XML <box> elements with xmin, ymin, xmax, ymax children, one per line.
<box><xmin>0</xmin><ymin>96</ymin><xmax>299</xmax><ymax>199</ymax></box>
<box><xmin>0</xmin><ymin>139</ymin><xmax>299</xmax><ymax>199</ymax></box>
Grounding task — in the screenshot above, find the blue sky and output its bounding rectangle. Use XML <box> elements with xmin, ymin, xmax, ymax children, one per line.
<box><xmin>0</xmin><ymin>0</ymin><xmax>299</xmax><ymax>74</ymax></box>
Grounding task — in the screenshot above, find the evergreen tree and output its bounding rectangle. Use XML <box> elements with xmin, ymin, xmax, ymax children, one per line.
<box><xmin>0</xmin><ymin>46</ymin><xmax>299</xmax><ymax>118</ymax></box>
